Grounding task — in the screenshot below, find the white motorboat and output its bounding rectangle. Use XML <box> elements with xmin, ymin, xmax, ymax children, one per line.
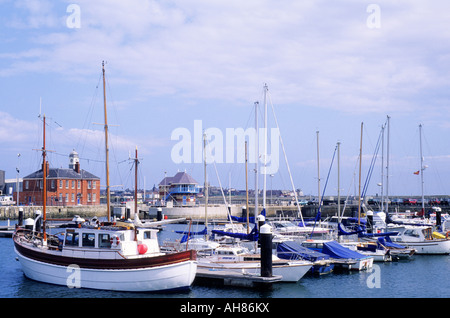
<box><xmin>197</xmin><ymin>245</ymin><xmax>312</xmax><ymax>282</ymax></box>
<box><xmin>389</xmin><ymin>225</ymin><xmax>450</xmax><ymax>255</ymax></box>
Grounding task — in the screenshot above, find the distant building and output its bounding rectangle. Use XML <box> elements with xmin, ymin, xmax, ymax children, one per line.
<box><xmin>158</xmin><ymin>171</ymin><xmax>200</xmax><ymax>206</ymax></box>
<box><xmin>19</xmin><ymin>150</ymin><xmax>100</xmax><ymax>206</ymax></box>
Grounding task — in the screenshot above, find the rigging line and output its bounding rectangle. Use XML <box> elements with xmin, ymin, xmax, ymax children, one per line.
<box><xmin>204</xmin><ymin>133</ymin><xmax>231</xmax><ymax>219</ymax></box>
<box><xmin>362</xmin><ymin>127</ymin><xmax>383</xmax><ymax>199</ymax></box>
<box><xmin>310</xmin><ymin>145</ymin><xmax>337</xmax><ymax>237</ymax></box>
<box><xmin>267</xmin><ymin>91</ymin><xmax>304</xmax><ymax>224</ymax></box>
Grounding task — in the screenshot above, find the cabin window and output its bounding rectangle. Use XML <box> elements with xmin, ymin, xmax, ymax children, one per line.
<box><xmin>404</xmin><ymin>229</ymin><xmax>419</xmax><ymax>238</ymax></box>
<box><xmin>82</xmin><ymin>233</ymin><xmax>96</xmax><ymax>247</ymax></box>
<box><xmin>143</xmin><ymin>230</ymin><xmax>153</xmax><ymax>240</ymax></box>
<box><xmin>99</xmin><ymin>234</ymin><xmax>111</xmax><ymax>248</ymax></box>
<box><xmin>65</xmin><ymin>232</ymin><xmax>79</xmax><ymax>246</ymax></box>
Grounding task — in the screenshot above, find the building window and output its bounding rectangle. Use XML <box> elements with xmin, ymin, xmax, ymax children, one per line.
<box><xmin>59</xmin><ymin>193</ymin><xmax>63</xmax><ymax>204</ymax></box>
<box><xmin>88</xmin><ymin>180</ymin><xmax>92</xmax><ymax>189</ymax></box>
<box><xmin>66</xmin><ymin>193</ymin><xmax>69</xmax><ymax>203</ymax></box>
<box><xmin>59</xmin><ymin>180</ymin><xmax>62</xmax><ymax>189</ymax></box>
<box><xmin>66</xmin><ymin>180</ymin><xmax>69</xmax><ymax>189</ymax></box>
<box><xmin>71</xmin><ymin>193</ymin><xmax>75</xmax><ymax>202</ymax></box>
<box><xmin>88</xmin><ymin>193</ymin><xmax>91</xmax><ymax>202</ymax></box>
<box><xmin>93</xmin><ymin>181</ymin><xmax>96</xmax><ymax>189</ymax></box>
<box><xmin>72</xmin><ymin>180</ymin><xmax>75</xmax><ymax>189</ymax></box>
<box><xmin>51</xmin><ymin>180</ymin><xmax>55</xmax><ymax>189</ymax></box>
<box><xmin>77</xmin><ymin>180</ymin><xmax>81</xmax><ymax>189</ymax></box>
<box><xmin>92</xmin><ymin>193</ymin><xmax>96</xmax><ymax>202</ymax></box>
<box><xmin>25</xmin><ymin>181</ymin><xmax>29</xmax><ymax>190</ymax></box>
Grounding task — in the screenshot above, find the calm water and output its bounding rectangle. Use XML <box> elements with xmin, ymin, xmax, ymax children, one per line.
<box><xmin>1</xmin><ymin>221</ymin><xmax>449</xmax><ymax>299</ymax></box>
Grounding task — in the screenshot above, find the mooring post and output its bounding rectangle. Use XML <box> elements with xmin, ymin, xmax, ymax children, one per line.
<box><xmin>260</xmin><ymin>223</ymin><xmax>273</xmax><ymax>277</ymax></box>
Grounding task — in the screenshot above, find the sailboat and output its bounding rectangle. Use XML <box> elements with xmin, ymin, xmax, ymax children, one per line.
<box><xmin>13</xmin><ymin>62</ymin><xmax>197</xmax><ymax>292</ymax></box>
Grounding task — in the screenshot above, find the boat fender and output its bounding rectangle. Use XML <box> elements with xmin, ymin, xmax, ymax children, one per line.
<box><xmin>446</xmin><ymin>231</ymin><xmax>450</xmax><ymax>239</ymax></box>
<box><xmin>137</xmin><ymin>243</ymin><xmax>148</xmax><ymax>254</ymax></box>
<box><xmin>110</xmin><ymin>235</ymin><xmax>120</xmax><ymax>246</ymax></box>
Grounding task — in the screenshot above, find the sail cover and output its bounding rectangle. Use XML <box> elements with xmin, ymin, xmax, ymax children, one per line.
<box><xmin>211</xmin><ymin>225</ymin><xmax>259</xmax><ymax>241</ymax></box>
<box><xmin>277</xmin><ymin>241</ymin><xmax>330</xmax><ymax>262</ymax></box>
<box><xmin>321</xmin><ymin>241</ymin><xmax>367</xmax><ymax>259</ymax></box>
<box><xmin>228</xmin><ymin>209</ymin><xmax>266</xmax><ymax>223</ymax></box>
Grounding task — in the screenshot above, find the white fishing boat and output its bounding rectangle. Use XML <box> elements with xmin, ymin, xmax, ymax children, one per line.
<box><xmin>197</xmin><ymin>245</ymin><xmax>312</xmax><ymax>282</ymax></box>
<box><xmin>14</xmin><ymin>216</ymin><xmax>197</xmax><ymax>292</ymax></box>
<box><xmin>13</xmin><ymin>62</ymin><xmax>197</xmax><ymax>292</ymax></box>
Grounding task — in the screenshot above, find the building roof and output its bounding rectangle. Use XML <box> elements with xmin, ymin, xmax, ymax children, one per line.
<box><xmin>24</xmin><ymin>168</ymin><xmax>99</xmax><ymax>180</ymax></box>
<box><xmin>159</xmin><ymin>171</ymin><xmax>198</xmax><ymax>186</ymax></box>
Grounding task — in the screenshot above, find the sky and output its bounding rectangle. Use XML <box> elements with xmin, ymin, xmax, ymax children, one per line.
<box><xmin>1</xmin><ymin>0</ymin><xmax>450</xmax><ymax>198</ymax></box>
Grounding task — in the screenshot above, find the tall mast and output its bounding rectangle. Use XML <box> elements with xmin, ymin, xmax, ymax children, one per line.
<box><xmin>358</xmin><ymin>122</ymin><xmax>363</xmax><ymax>226</ymax></box>
<box><xmin>203</xmin><ymin>132</ymin><xmax>208</xmax><ymax>234</ymax></box>
<box><xmin>262</xmin><ymin>84</ymin><xmax>268</xmax><ymax>211</ymax></box>
<box><xmin>385</xmin><ymin>116</ymin><xmax>390</xmax><ymax>213</ymax></box>
<box><xmin>380</xmin><ymin>124</ymin><xmax>385</xmax><ymax>212</ymax></box>
<box><xmin>254</xmin><ymin>101</ymin><xmax>259</xmax><ymax>218</ymax></box>
<box><xmin>337</xmin><ymin>141</ymin><xmax>341</xmax><ymax>220</ymax></box>
<box><xmin>419</xmin><ymin>124</ymin><xmax>425</xmax><ymax>216</ymax></box>
<box><xmin>316</xmin><ymin>130</ymin><xmax>321</xmax><ymax>208</ymax></box>
<box><xmin>42</xmin><ymin>115</ymin><xmax>47</xmax><ymax>243</ymax></box>
<box><xmin>245</xmin><ymin>141</ymin><xmax>249</xmax><ymax>234</ymax></box>
<box><xmin>102</xmin><ymin>61</ymin><xmax>111</xmax><ymax>221</ymax></box>
<box><xmin>135</xmin><ymin>146</ymin><xmax>138</xmax><ymax>218</ymax></box>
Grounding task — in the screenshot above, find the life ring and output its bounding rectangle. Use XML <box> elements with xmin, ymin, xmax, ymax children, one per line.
<box><xmin>446</xmin><ymin>231</ymin><xmax>449</xmax><ymax>239</ymax></box>
<box><xmin>110</xmin><ymin>235</ymin><xmax>120</xmax><ymax>246</ymax></box>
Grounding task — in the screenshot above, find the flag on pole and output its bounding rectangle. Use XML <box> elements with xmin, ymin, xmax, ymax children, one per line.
<box><xmin>413</xmin><ymin>170</ymin><xmax>420</xmax><ymax>175</ymax></box>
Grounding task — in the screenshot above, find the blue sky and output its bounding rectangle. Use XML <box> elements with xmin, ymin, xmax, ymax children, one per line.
<box><xmin>1</xmin><ymin>0</ymin><xmax>450</xmax><ymax>198</ymax></box>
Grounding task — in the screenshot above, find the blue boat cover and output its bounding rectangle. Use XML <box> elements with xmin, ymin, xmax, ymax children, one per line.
<box><xmin>377</xmin><ymin>236</ymin><xmax>407</xmax><ymax>249</ymax></box>
<box><xmin>228</xmin><ymin>208</ymin><xmax>266</xmax><ymax>223</ymax></box>
<box><xmin>277</xmin><ymin>241</ymin><xmax>330</xmax><ymax>262</ymax></box>
<box><xmin>211</xmin><ymin>225</ymin><xmax>259</xmax><ymax>241</ymax></box>
<box><xmin>322</xmin><ymin>241</ymin><xmax>367</xmax><ymax>259</ymax></box>
<box><xmin>176</xmin><ymin>227</ymin><xmax>208</xmax><ymax>243</ymax></box>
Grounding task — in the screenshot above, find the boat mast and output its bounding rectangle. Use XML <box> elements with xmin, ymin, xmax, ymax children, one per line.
<box><xmin>419</xmin><ymin>124</ymin><xmax>425</xmax><ymax>217</ymax></box>
<box><xmin>42</xmin><ymin>115</ymin><xmax>47</xmax><ymax>243</ymax></box>
<box><xmin>385</xmin><ymin>116</ymin><xmax>390</xmax><ymax>214</ymax></box>
<box><xmin>134</xmin><ymin>146</ymin><xmax>138</xmax><ymax>218</ymax></box>
<box><xmin>102</xmin><ymin>61</ymin><xmax>111</xmax><ymax>221</ymax></box>
<box><xmin>262</xmin><ymin>84</ymin><xmax>268</xmax><ymax>211</ymax></box>
<box><xmin>358</xmin><ymin>122</ymin><xmax>363</xmax><ymax>226</ymax></box>
<box><xmin>337</xmin><ymin>141</ymin><xmax>341</xmax><ymax>220</ymax></box>
<box><xmin>254</xmin><ymin>101</ymin><xmax>259</xmax><ymax>218</ymax></box>
<box><xmin>245</xmin><ymin>141</ymin><xmax>250</xmax><ymax>234</ymax></box>
<box><xmin>316</xmin><ymin>130</ymin><xmax>321</xmax><ymax>209</ymax></box>
<box><xmin>203</xmin><ymin>132</ymin><xmax>208</xmax><ymax>236</ymax></box>
<box><xmin>380</xmin><ymin>123</ymin><xmax>385</xmax><ymax>213</ymax></box>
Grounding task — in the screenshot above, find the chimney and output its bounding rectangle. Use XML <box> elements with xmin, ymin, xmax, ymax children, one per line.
<box><xmin>75</xmin><ymin>161</ymin><xmax>80</xmax><ymax>173</ymax></box>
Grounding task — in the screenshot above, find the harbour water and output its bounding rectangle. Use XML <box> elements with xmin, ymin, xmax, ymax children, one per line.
<box><xmin>1</xmin><ymin>221</ymin><xmax>449</xmax><ymax>300</ymax></box>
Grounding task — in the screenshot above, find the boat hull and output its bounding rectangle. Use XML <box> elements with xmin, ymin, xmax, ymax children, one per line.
<box><xmin>14</xmin><ymin>240</ymin><xmax>197</xmax><ymax>292</ymax></box>
<box><xmin>392</xmin><ymin>240</ymin><xmax>450</xmax><ymax>255</ymax></box>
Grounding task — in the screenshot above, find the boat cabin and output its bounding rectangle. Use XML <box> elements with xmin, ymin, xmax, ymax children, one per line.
<box><xmin>60</xmin><ymin>225</ymin><xmax>162</xmax><ymax>259</ymax></box>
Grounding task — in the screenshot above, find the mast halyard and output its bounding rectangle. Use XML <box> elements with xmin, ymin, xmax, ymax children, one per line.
<box><xmin>102</xmin><ymin>61</ymin><xmax>111</xmax><ymax>221</ymax></box>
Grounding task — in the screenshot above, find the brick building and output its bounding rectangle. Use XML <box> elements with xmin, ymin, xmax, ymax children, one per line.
<box><xmin>19</xmin><ymin>150</ymin><xmax>100</xmax><ymax>206</ymax></box>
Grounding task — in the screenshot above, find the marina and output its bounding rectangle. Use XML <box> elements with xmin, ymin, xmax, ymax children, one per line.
<box><xmin>1</xmin><ymin>220</ymin><xmax>449</xmax><ymax>299</ymax></box>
